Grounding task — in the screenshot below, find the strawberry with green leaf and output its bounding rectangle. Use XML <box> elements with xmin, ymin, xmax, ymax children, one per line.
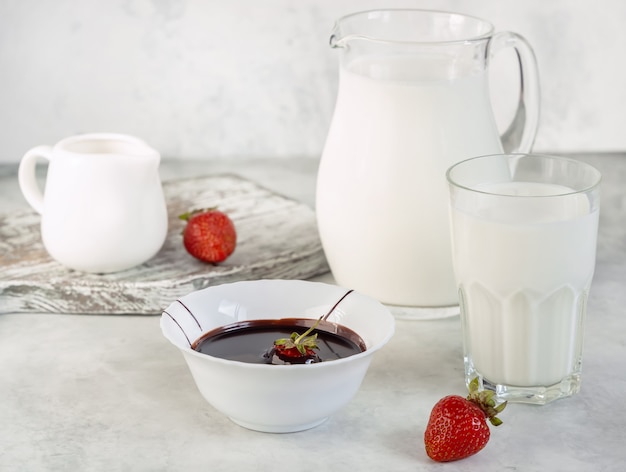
<box><xmin>272</xmin><ymin>318</ymin><xmax>322</xmax><ymax>364</ymax></box>
<box><xmin>424</xmin><ymin>378</ymin><xmax>507</xmax><ymax>462</ymax></box>
<box><xmin>179</xmin><ymin>208</ymin><xmax>236</xmax><ymax>263</ymax></box>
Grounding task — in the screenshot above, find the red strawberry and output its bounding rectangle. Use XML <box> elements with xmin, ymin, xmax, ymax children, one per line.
<box><xmin>179</xmin><ymin>208</ymin><xmax>237</xmax><ymax>263</ymax></box>
<box><xmin>272</xmin><ymin>318</ymin><xmax>322</xmax><ymax>364</ymax></box>
<box><xmin>273</xmin><ymin>343</ymin><xmax>320</xmax><ymax>364</ymax></box>
<box><xmin>424</xmin><ymin>378</ymin><xmax>506</xmax><ymax>462</ymax></box>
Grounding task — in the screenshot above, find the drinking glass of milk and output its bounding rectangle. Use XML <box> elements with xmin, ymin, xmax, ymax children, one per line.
<box><xmin>317</xmin><ymin>10</ymin><xmax>540</xmax><ymax>315</ymax></box>
<box><xmin>447</xmin><ymin>154</ymin><xmax>601</xmax><ymax>404</ymax></box>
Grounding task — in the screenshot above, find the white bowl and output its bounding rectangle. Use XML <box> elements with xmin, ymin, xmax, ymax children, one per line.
<box><xmin>160</xmin><ymin>279</ymin><xmax>395</xmax><ymax>433</ymax></box>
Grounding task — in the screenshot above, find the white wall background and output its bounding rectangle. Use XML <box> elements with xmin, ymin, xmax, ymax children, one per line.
<box><xmin>1</xmin><ymin>0</ymin><xmax>625</xmax><ymax>163</ymax></box>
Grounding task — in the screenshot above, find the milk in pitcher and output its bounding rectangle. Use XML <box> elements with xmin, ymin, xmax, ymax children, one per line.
<box><xmin>317</xmin><ymin>56</ymin><xmax>503</xmax><ymax>306</ymax></box>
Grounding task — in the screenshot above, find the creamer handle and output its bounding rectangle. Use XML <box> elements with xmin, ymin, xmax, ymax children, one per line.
<box><xmin>490</xmin><ymin>31</ymin><xmax>541</xmax><ymax>153</ymax></box>
<box><xmin>18</xmin><ymin>145</ymin><xmax>53</xmax><ymax>215</ymax></box>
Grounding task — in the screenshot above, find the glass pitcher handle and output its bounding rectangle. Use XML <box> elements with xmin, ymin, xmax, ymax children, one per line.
<box><xmin>489</xmin><ymin>32</ymin><xmax>540</xmax><ymax>153</ymax></box>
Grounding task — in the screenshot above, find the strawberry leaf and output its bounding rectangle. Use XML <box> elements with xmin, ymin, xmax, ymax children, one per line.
<box><xmin>466</xmin><ymin>377</ymin><xmax>507</xmax><ymax>426</ymax></box>
<box><xmin>273</xmin><ymin>318</ymin><xmax>323</xmax><ymax>360</ymax></box>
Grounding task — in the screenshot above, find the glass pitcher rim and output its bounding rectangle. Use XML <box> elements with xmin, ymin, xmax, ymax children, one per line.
<box><xmin>331</xmin><ymin>8</ymin><xmax>495</xmax><ymax>47</ymax></box>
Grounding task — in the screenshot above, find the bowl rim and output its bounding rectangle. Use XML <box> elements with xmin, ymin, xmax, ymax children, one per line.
<box><xmin>161</xmin><ymin>279</ymin><xmax>395</xmax><ymax>370</ymax></box>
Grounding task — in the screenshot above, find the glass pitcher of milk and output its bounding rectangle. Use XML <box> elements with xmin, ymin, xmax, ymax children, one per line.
<box><xmin>316</xmin><ymin>9</ymin><xmax>540</xmax><ymax>311</ymax></box>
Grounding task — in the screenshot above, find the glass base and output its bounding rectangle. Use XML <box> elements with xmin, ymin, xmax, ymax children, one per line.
<box><xmin>387</xmin><ymin>303</ymin><xmax>459</xmax><ymax>320</ymax></box>
<box><xmin>466</xmin><ymin>365</ymin><xmax>582</xmax><ymax>405</ymax></box>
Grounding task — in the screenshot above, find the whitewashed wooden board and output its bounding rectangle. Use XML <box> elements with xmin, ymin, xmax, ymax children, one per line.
<box><xmin>0</xmin><ymin>174</ymin><xmax>329</xmax><ymax>314</ymax></box>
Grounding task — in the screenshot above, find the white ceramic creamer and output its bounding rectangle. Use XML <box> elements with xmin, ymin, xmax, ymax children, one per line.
<box><xmin>316</xmin><ymin>10</ymin><xmax>540</xmax><ymax>309</ymax></box>
<box><xmin>18</xmin><ymin>133</ymin><xmax>168</xmax><ymax>273</ymax></box>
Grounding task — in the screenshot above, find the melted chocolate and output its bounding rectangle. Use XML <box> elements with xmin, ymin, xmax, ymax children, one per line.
<box><xmin>191</xmin><ymin>318</ymin><xmax>366</xmax><ymax>365</ymax></box>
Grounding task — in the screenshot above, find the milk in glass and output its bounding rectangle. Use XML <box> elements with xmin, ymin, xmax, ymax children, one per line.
<box><xmin>450</xmin><ymin>182</ymin><xmax>599</xmax><ymax>387</ymax></box>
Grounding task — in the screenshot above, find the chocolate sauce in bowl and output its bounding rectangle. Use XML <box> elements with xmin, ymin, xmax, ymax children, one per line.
<box><xmin>191</xmin><ymin>318</ymin><xmax>366</xmax><ymax>365</ymax></box>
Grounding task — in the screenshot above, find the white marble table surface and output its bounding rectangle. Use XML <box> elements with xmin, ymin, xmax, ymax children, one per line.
<box><xmin>1</xmin><ymin>154</ymin><xmax>625</xmax><ymax>471</ymax></box>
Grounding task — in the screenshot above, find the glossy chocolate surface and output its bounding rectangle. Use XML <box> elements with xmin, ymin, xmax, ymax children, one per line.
<box><xmin>192</xmin><ymin>318</ymin><xmax>366</xmax><ymax>364</ymax></box>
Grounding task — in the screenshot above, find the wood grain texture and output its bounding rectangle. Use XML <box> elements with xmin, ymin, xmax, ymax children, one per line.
<box><xmin>0</xmin><ymin>174</ymin><xmax>329</xmax><ymax>314</ymax></box>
